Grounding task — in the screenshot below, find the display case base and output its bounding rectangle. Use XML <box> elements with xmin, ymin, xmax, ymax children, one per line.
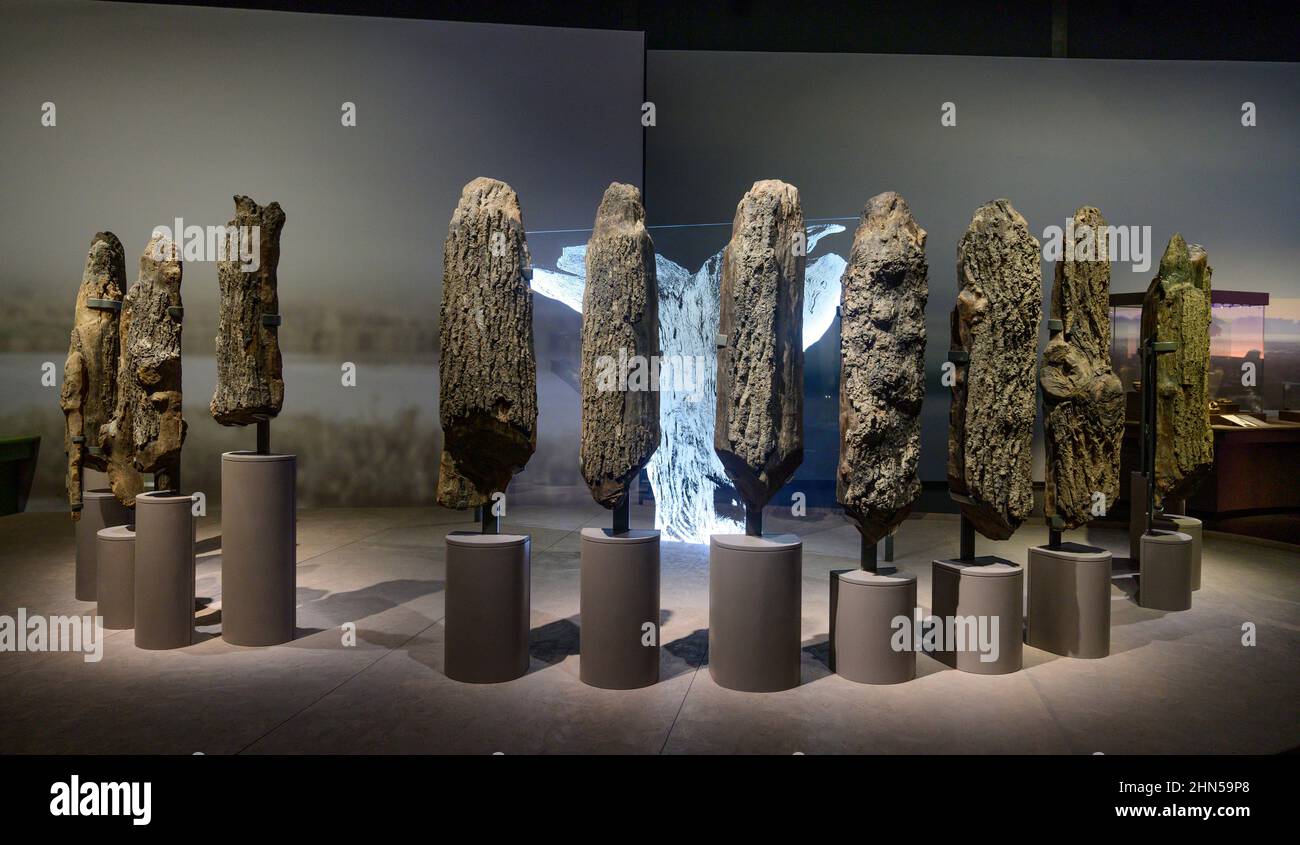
<box><xmin>444</xmin><ymin>532</ymin><xmax>531</xmax><ymax>684</ymax></box>
<box><xmin>1026</xmin><ymin>542</ymin><xmax>1111</xmax><ymax>658</ymax></box>
<box><xmin>96</xmin><ymin>524</ymin><xmax>136</xmax><ymax>630</ymax></box>
<box><xmin>75</xmin><ymin>489</ymin><xmax>131</xmax><ymax>602</ymax></box>
<box><xmin>579</xmin><ymin>528</ymin><xmax>660</xmax><ymax>690</ymax></box>
<box><xmin>221</xmin><ymin>451</ymin><xmax>297</xmax><ymax>646</ymax></box>
<box><xmin>830</xmin><ymin>569</ymin><xmax>916</xmax><ymax>684</ymax></box>
<box><xmin>708</xmin><ymin>534</ymin><xmax>802</xmax><ymax>692</ymax></box>
<box><xmin>133</xmin><ymin>491</ymin><xmax>195</xmax><ymax>650</ymax></box>
<box><xmin>930</xmin><ymin>557</ymin><xmax>1024</xmax><ymax>675</ymax></box>
<box><xmin>1139</xmin><ymin>530</ymin><xmax>1193</xmax><ymax>611</ymax></box>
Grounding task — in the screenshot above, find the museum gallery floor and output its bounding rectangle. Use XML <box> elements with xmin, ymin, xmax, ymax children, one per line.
<box><xmin>1</xmin><ymin>502</ymin><xmax>1295</xmax><ymax>755</ymax></box>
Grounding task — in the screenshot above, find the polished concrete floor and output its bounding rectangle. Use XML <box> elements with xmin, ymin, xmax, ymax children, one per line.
<box><xmin>0</xmin><ymin>503</ymin><xmax>1296</xmax><ymax>755</ymax></box>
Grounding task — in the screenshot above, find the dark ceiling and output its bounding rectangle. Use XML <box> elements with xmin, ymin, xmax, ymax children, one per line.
<box><xmin>130</xmin><ymin>0</ymin><xmax>1300</xmax><ymax>62</ymax></box>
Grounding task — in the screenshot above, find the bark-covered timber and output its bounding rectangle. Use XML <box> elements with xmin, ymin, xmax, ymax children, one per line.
<box><xmin>580</xmin><ymin>183</ymin><xmax>660</xmax><ymax>509</ymax></box>
<box><xmin>947</xmin><ymin>199</ymin><xmax>1040</xmax><ymax>541</ymax></box>
<box><xmin>1141</xmin><ymin>234</ymin><xmax>1213</xmax><ymax>504</ymax></box>
<box><xmin>1041</xmin><ymin>206</ymin><xmax>1124</xmax><ymax>530</ymax></box>
<box><xmin>837</xmin><ymin>192</ymin><xmax>928</xmax><ymax>545</ymax></box>
<box><xmin>436</xmin><ymin>177</ymin><xmax>537</xmax><ymax>508</ymax></box>
<box><xmin>101</xmin><ymin>232</ymin><xmax>186</xmax><ymax>505</ymax></box>
<box><xmin>714</xmin><ymin>179</ymin><xmax>805</xmax><ymax>513</ymax></box>
<box><xmin>60</xmin><ymin>232</ymin><xmax>128</xmax><ymax>518</ymax></box>
<box><xmin>211</xmin><ymin>195</ymin><xmax>286</xmax><ymax>426</ymax></box>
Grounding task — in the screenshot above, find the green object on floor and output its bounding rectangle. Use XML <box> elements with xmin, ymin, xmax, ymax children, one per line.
<box><xmin>0</xmin><ymin>436</ymin><xmax>41</xmax><ymax>516</ymax></box>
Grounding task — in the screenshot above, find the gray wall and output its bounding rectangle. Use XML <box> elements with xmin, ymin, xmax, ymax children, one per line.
<box><xmin>646</xmin><ymin>50</ymin><xmax>1300</xmax><ymax>483</ymax></box>
<box><xmin>0</xmin><ymin>0</ymin><xmax>643</xmax><ymax>509</ymax></box>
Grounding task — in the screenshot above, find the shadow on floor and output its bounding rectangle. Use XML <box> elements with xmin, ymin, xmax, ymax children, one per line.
<box><xmin>234</xmin><ymin>578</ymin><xmax>448</xmax><ymax>650</ymax></box>
<box><xmin>803</xmin><ymin>636</ymin><xmax>830</xmax><ymax>670</ymax></box>
<box><xmin>800</xmin><ymin>635</ymin><xmax>834</xmax><ymax>682</ymax></box>
<box><xmin>184</xmin><ymin>569</ymin><xmax>502</xmax><ymax>652</ymax></box>
<box><xmin>529</xmin><ymin>617</ymin><xmax>579</xmax><ymax>666</ymax></box>
<box><xmin>663</xmin><ymin>628</ymin><xmax>707</xmax><ymax>680</ymax></box>
<box><xmin>524</xmin><ymin>613</ymin><xmax>706</xmax><ymax>682</ymax></box>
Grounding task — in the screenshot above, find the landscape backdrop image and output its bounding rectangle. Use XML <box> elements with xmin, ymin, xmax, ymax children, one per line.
<box><xmin>0</xmin><ymin>1</ymin><xmax>643</xmax><ymax>513</ymax></box>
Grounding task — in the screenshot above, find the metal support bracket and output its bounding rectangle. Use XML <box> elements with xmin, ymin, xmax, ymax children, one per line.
<box><xmin>612</xmin><ymin>496</ymin><xmax>630</xmax><ymax>535</ymax></box>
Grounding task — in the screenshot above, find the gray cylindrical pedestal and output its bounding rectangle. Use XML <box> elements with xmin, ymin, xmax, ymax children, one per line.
<box><xmin>96</xmin><ymin>525</ymin><xmax>136</xmax><ymax>630</ymax></box>
<box><xmin>134</xmin><ymin>491</ymin><xmax>195</xmax><ymax>650</ymax></box>
<box><xmin>830</xmin><ymin>569</ymin><xmax>916</xmax><ymax>685</ymax></box>
<box><xmin>1157</xmin><ymin>514</ymin><xmax>1202</xmax><ymax>591</ymax></box>
<box><xmin>1026</xmin><ymin>543</ymin><xmax>1112</xmax><ymax>658</ymax></box>
<box><xmin>708</xmin><ymin>534</ymin><xmax>802</xmax><ymax>692</ymax></box>
<box><xmin>83</xmin><ymin>468</ymin><xmax>109</xmax><ymax>489</ymax></box>
<box><xmin>579</xmin><ymin>528</ymin><xmax>660</xmax><ymax>690</ymax></box>
<box><xmin>931</xmin><ymin>558</ymin><xmax>1023</xmax><ymax>674</ymax></box>
<box><xmin>221</xmin><ymin>451</ymin><xmax>297</xmax><ymax>646</ymax></box>
<box><xmin>1139</xmin><ymin>529</ymin><xmax>1193</xmax><ymax>611</ymax></box>
<box><xmin>445</xmin><ymin>532</ymin><xmax>530</xmax><ymax>684</ymax></box>
<box><xmin>75</xmin><ymin>489</ymin><xmax>132</xmax><ymax>602</ymax></box>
